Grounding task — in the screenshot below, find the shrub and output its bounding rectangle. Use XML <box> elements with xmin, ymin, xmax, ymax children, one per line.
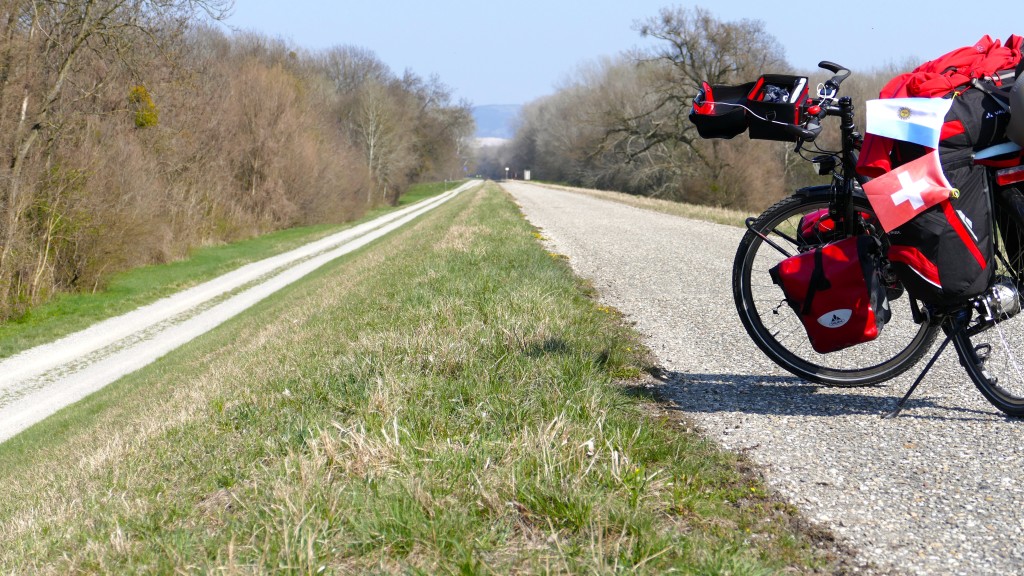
<box><xmin>128</xmin><ymin>85</ymin><xmax>159</xmax><ymax>129</ymax></box>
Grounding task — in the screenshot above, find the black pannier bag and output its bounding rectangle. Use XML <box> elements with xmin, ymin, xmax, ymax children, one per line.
<box><xmin>938</xmin><ymin>75</ymin><xmax>1016</xmax><ymax>155</ymax></box>
<box><xmin>770</xmin><ymin>236</ymin><xmax>891</xmax><ymax>354</ymax></box>
<box><xmin>885</xmin><ymin>151</ymin><xmax>995</xmax><ymax>307</ymax></box>
<box><xmin>883</xmin><ymin>77</ymin><xmax>1015</xmax><ymax>307</ymax></box>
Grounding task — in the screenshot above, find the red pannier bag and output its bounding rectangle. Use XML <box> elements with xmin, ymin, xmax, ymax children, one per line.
<box><xmin>796</xmin><ymin>208</ymin><xmax>877</xmax><ymax>246</ymax></box>
<box><xmin>770</xmin><ymin>236</ymin><xmax>891</xmax><ymax>353</ymax></box>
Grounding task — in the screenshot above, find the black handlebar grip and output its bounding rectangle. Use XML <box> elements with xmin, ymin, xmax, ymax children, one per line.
<box><xmin>818</xmin><ymin>61</ymin><xmax>845</xmax><ymax>74</ymax></box>
<box><xmin>783</xmin><ymin>122</ymin><xmax>822</xmax><ymax>141</ymax></box>
<box><xmin>818</xmin><ymin>61</ymin><xmax>851</xmax><ymax>90</ymax></box>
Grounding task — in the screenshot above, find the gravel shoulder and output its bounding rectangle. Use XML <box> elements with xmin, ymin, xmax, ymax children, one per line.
<box><xmin>504</xmin><ymin>180</ymin><xmax>1024</xmax><ymax>576</ymax></box>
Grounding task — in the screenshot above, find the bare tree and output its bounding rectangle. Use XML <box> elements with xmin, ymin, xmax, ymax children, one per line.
<box><xmin>320</xmin><ymin>45</ymin><xmax>391</xmax><ymax>96</ymax></box>
<box><xmin>403</xmin><ymin>73</ymin><xmax>474</xmax><ymax>182</ymax></box>
<box><xmin>0</xmin><ymin>0</ymin><xmax>230</xmax><ymax>310</ymax></box>
<box><xmin>609</xmin><ymin>7</ymin><xmax>786</xmax><ymax>166</ymax></box>
<box><xmin>0</xmin><ymin>10</ymin><xmax>476</xmax><ymax>319</ymax></box>
<box><xmin>588</xmin><ymin>7</ymin><xmax>791</xmax><ymax>205</ymax></box>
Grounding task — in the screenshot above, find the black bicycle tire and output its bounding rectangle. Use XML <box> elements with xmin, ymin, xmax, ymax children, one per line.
<box><xmin>953</xmin><ymin>186</ymin><xmax>1024</xmax><ymax>416</ymax></box>
<box><xmin>733</xmin><ymin>194</ymin><xmax>940</xmax><ymax>386</ymax></box>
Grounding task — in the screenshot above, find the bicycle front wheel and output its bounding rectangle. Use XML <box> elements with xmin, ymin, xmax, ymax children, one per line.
<box><xmin>734</xmin><ymin>194</ymin><xmax>939</xmax><ymax>386</ymax></box>
<box><xmin>952</xmin><ymin>186</ymin><xmax>1024</xmax><ymax>416</ymax></box>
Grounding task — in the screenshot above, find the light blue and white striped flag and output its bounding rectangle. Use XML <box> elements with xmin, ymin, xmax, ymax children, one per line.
<box><xmin>865</xmin><ymin>97</ymin><xmax>954</xmax><ymax>149</ymax></box>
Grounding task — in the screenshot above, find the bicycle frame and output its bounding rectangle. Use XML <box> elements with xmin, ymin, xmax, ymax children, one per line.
<box><xmin>747</xmin><ymin>92</ymin><xmax>866</xmax><ymax>260</ymax></box>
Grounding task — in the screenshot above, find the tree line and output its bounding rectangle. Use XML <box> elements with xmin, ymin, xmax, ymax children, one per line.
<box><xmin>478</xmin><ymin>7</ymin><xmax>907</xmax><ymax>211</ymax></box>
<box><xmin>0</xmin><ymin>0</ymin><xmax>474</xmax><ymax>321</ymax></box>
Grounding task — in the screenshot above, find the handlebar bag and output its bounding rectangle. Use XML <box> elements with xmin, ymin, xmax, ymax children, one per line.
<box><xmin>689</xmin><ymin>81</ymin><xmax>752</xmax><ymax>139</ymax></box>
<box><xmin>770</xmin><ymin>236</ymin><xmax>891</xmax><ymax>354</ymax></box>
<box><xmin>745</xmin><ymin>74</ymin><xmax>809</xmax><ymax>141</ymax></box>
<box><xmin>689</xmin><ymin>74</ymin><xmax>809</xmax><ymax>141</ymax></box>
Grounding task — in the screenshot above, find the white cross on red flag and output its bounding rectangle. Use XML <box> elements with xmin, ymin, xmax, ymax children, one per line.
<box><xmin>863</xmin><ymin>150</ymin><xmax>953</xmax><ymax>232</ymax></box>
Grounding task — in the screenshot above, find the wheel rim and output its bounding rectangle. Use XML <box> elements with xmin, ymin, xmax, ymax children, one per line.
<box><xmin>955</xmin><ymin>202</ymin><xmax>1024</xmax><ymax>413</ymax></box>
<box><xmin>957</xmin><ymin>314</ymin><xmax>1024</xmax><ymax>411</ymax></box>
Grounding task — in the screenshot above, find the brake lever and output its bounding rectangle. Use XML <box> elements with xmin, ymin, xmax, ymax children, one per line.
<box><xmin>784</xmin><ymin>120</ymin><xmax>823</xmax><ymax>143</ymax></box>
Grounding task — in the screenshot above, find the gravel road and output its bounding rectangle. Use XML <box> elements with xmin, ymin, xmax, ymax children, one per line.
<box><xmin>504</xmin><ymin>181</ymin><xmax>1024</xmax><ymax>576</ymax></box>
<box><xmin>0</xmin><ymin>181</ymin><xmax>477</xmax><ymax>444</ymax></box>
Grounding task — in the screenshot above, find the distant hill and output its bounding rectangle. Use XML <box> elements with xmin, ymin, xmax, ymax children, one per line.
<box><xmin>472</xmin><ymin>105</ymin><xmax>521</xmax><ymax>139</ymax></box>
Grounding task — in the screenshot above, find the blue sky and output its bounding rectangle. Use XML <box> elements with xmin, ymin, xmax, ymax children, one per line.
<box><xmin>224</xmin><ymin>1</ymin><xmax>1024</xmax><ymax>106</ymax></box>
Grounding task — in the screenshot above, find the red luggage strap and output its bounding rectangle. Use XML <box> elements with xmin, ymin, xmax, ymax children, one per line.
<box><xmin>799</xmin><ymin>247</ymin><xmax>833</xmax><ymax>316</ymax></box>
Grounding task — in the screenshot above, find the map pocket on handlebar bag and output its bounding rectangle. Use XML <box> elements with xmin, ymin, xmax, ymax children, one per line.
<box><xmin>770</xmin><ymin>236</ymin><xmax>891</xmax><ymax>354</ymax></box>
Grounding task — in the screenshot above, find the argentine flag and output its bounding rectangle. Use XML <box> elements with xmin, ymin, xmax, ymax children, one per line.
<box><xmin>865</xmin><ymin>97</ymin><xmax>954</xmax><ymax>149</ymax></box>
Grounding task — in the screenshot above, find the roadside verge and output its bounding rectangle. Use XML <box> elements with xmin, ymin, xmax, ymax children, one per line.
<box><xmin>0</xmin><ymin>181</ymin><xmax>479</xmax><ymax>443</ymax></box>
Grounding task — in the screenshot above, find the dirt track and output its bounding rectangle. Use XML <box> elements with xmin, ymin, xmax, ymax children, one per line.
<box><xmin>0</xmin><ymin>181</ymin><xmax>478</xmax><ymax>443</ymax></box>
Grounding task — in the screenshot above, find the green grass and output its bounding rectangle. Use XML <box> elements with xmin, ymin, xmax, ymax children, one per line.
<box><xmin>0</xmin><ymin>182</ymin><xmax>453</xmax><ymax>360</ymax></box>
<box><xmin>396</xmin><ymin>179</ymin><xmax>466</xmax><ymax>206</ymax></box>
<box><xmin>0</xmin><ymin>182</ymin><xmax>842</xmax><ymax>573</ymax></box>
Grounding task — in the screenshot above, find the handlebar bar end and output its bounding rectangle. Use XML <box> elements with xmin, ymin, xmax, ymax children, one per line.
<box><xmin>818</xmin><ymin>61</ymin><xmax>848</xmax><ymax>75</ymax></box>
<box><xmin>783</xmin><ymin>122</ymin><xmax>822</xmax><ymax>142</ymax></box>
<box><xmin>818</xmin><ymin>61</ymin><xmax>851</xmax><ymax>91</ymax></box>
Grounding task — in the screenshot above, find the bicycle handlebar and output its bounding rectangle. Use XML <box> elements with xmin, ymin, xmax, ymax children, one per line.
<box><xmin>818</xmin><ymin>61</ymin><xmax>851</xmax><ymax>91</ymax></box>
<box><xmin>786</xmin><ymin>61</ymin><xmax>852</xmax><ymax>144</ymax></box>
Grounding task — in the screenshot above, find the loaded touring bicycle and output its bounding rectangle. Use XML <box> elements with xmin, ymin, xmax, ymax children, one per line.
<box><xmin>691</xmin><ymin>36</ymin><xmax>1024</xmax><ymax>416</ymax></box>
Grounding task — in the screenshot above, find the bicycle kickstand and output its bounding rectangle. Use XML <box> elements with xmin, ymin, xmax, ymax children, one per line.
<box><xmin>882</xmin><ymin>333</ymin><xmax>953</xmax><ymax>419</ymax></box>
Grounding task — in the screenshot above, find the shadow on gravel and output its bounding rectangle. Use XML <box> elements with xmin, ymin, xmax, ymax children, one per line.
<box><xmin>625</xmin><ymin>370</ymin><xmax>997</xmax><ymax>422</ymax></box>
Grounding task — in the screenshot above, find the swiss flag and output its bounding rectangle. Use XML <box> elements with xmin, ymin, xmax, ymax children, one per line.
<box><xmin>863</xmin><ymin>150</ymin><xmax>953</xmax><ymax>232</ymax></box>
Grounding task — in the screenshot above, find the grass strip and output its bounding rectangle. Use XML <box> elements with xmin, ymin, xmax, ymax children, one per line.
<box><xmin>0</xmin><ymin>182</ymin><xmax>841</xmax><ymax>573</ymax></box>
<box><xmin>0</xmin><ymin>182</ymin><xmax>457</xmax><ymax>360</ymax></box>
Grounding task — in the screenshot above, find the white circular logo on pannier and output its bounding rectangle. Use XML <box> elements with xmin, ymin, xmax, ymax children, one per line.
<box><xmin>817</xmin><ymin>309</ymin><xmax>852</xmax><ymax>328</ymax></box>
